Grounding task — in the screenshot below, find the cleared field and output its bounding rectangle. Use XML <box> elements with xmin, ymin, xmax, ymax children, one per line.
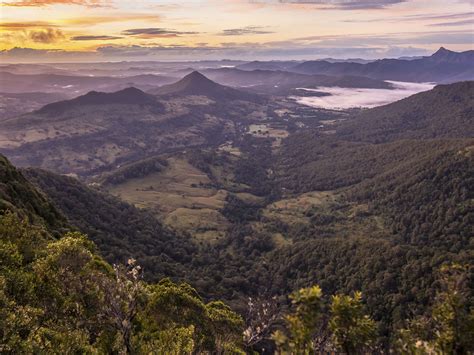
<box><xmin>108</xmin><ymin>156</ymin><xmax>230</xmax><ymax>241</ymax></box>
<box><xmin>164</xmin><ymin>208</ymin><xmax>229</xmax><ymax>243</ymax></box>
<box><xmin>218</xmin><ymin>142</ymin><xmax>241</xmax><ymax>156</ymax></box>
<box><xmin>262</xmin><ymin>191</ymin><xmax>336</xmax><ymax>225</ymax></box>
<box><xmin>256</xmin><ymin>190</ymin><xmax>387</xmax><ymax>245</ymax></box>
<box><xmin>248</xmin><ymin>124</ymin><xmax>289</xmax><ymax>139</ymax></box>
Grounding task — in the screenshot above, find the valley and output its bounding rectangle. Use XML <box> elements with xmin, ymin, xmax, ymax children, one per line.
<box><xmin>0</xmin><ymin>46</ymin><xmax>473</xmax><ymax>353</ymax></box>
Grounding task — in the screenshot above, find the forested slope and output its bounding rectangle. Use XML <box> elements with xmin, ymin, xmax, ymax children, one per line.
<box><xmin>24</xmin><ymin>168</ymin><xmax>198</xmax><ymax>281</ymax></box>
<box><xmin>0</xmin><ymin>155</ymin><xmax>66</xmax><ymax>234</ymax></box>
<box><xmin>0</xmin><ymin>154</ymin><xmax>245</xmax><ymax>353</ymax></box>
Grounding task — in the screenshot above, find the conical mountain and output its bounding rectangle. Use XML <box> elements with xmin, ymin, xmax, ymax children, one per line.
<box><xmin>150</xmin><ymin>71</ymin><xmax>261</xmax><ymax>102</ymax></box>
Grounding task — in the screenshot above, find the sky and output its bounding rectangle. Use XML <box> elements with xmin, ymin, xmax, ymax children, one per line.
<box><xmin>0</xmin><ymin>0</ymin><xmax>473</xmax><ymax>62</ymax></box>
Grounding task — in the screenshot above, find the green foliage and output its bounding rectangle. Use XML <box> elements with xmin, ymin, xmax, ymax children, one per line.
<box><xmin>24</xmin><ymin>168</ymin><xmax>197</xmax><ymax>280</ymax></box>
<box><xmin>141</xmin><ymin>279</ymin><xmax>244</xmax><ymax>353</ymax></box>
<box><xmin>0</xmin><ymin>155</ymin><xmax>66</xmax><ymax>235</ymax></box>
<box><xmin>272</xmin><ymin>285</ymin><xmax>324</xmax><ymax>354</ymax></box>
<box><xmin>0</xmin><ymin>212</ymin><xmax>244</xmax><ymax>353</ymax></box>
<box><xmin>329</xmin><ymin>291</ymin><xmax>377</xmax><ymax>354</ymax></box>
<box><xmin>135</xmin><ymin>325</ymin><xmax>195</xmax><ymax>354</ymax></box>
<box><xmin>207</xmin><ymin>300</ymin><xmax>245</xmax><ymax>353</ymax></box>
<box><xmin>395</xmin><ymin>264</ymin><xmax>474</xmax><ymax>354</ymax></box>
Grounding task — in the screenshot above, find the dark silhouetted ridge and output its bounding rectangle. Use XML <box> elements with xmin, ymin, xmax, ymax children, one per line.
<box><xmin>292</xmin><ymin>47</ymin><xmax>474</xmax><ymax>82</ymax></box>
<box><xmin>38</xmin><ymin>87</ymin><xmax>160</xmax><ymax>114</ymax></box>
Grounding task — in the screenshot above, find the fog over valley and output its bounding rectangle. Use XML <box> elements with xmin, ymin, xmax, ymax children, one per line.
<box><xmin>292</xmin><ymin>81</ymin><xmax>436</xmax><ymax>110</ymax></box>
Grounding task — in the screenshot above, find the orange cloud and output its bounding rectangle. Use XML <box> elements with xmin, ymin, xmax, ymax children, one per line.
<box><xmin>2</xmin><ymin>0</ymin><xmax>110</xmax><ymax>7</ymax></box>
<box><xmin>121</xmin><ymin>28</ymin><xmax>200</xmax><ymax>39</ymax></box>
<box><xmin>63</xmin><ymin>14</ymin><xmax>161</xmax><ymax>26</ymax></box>
<box><xmin>0</xmin><ymin>22</ymin><xmax>59</xmax><ymax>29</ymax></box>
<box><xmin>29</xmin><ymin>28</ymin><xmax>65</xmax><ymax>43</ymax></box>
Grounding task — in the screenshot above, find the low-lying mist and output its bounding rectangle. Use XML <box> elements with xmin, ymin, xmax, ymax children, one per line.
<box><xmin>292</xmin><ymin>81</ymin><xmax>435</xmax><ymax>110</ymax></box>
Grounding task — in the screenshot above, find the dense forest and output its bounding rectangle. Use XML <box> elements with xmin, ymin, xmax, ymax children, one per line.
<box><xmin>4</xmin><ymin>155</ymin><xmax>472</xmax><ymax>353</ymax></box>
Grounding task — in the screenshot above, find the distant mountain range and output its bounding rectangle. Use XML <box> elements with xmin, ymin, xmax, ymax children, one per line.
<box><xmin>202</xmin><ymin>67</ymin><xmax>392</xmax><ymax>94</ymax></box>
<box><xmin>290</xmin><ymin>48</ymin><xmax>474</xmax><ymax>83</ymax></box>
<box><xmin>0</xmin><ymin>71</ymin><xmax>177</xmax><ymax>94</ymax></box>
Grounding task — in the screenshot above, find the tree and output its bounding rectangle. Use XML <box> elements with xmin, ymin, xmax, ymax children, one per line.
<box><xmin>396</xmin><ymin>264</ymin><xmax>474</xmax><ymax>354</ymax></box>
<box><xmin>243</xmin><ymin>296</ymin><xmax>279</xmax><ymax>351</ymax></box>
<box><xmin>100</xmin><ymin>258</ymin><xmax>144</xmax><ymax>354</ymax></box>
<box><xmin>329</xmin><ymin>291</ymin><xmax>377</xmax><ymax>354</ymax></box>
<box><xmin>207</xmin><ymin>300</ymin><xmax>245</xmax><ymax>354</ymax></box>
<box><xmin>272</xmin><ymin>285</ymin><xmax>324</xmax><ymax>354</ymax></box>
<box><xmin>0</xmin><ymin>212</ymin><xmax>243</xmax><ymax>353</ymax></box>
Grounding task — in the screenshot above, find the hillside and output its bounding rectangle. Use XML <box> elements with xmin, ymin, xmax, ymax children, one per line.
<box><xmin>276</xmin><ymin>82</ymin><xmax>474</xmax><ymax>191</ymax></box>
<box><xmin>23</xmin><ymin>168</ymin><xmax>198</xmax><ymax>280</ymax></box>
<box><xmin>0</xmin><ymin>154</ymin><xmax>66</xmax><ymax>233</ymax></box>
<box><xmin>0</xmin><ymin>92</ymin><xmax>68</xmax><ymax>120</ymax></box>
<box><xmin>0</xmin><ymin>155</ymin><xmax>245</xmax><ymax>353</ymax></box>
<box><xmin>150</xmin><ymin>71</ymin><xmax>263</xmax><ymax>102</ymax></box>
<box><xmin>37</xmin><ymin>87</ymin><xmax>163</xmax><ymax>115</ymax></box>
<box><xmin>349</xmin><ymin>144</ymin><xmax>473</xmax><ymax>249</ymax></box>
<box><xmin>336</xmin><ymin>81</ymin><xmax>474</xmax><ymax>143</ymax></box>
<box><xmin>292</xmin><ymin>48</ymin><xmax>474</xmax><ymax>83</ymax></box>
<box><xmin>0</xmin><ymin>76</ymin><xmax>274</xmax><ymax>176</ymax></box>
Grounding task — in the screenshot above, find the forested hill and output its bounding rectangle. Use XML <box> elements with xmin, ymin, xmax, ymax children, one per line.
<box><xmin>23</xmin><ymin>167</ymin><xmax>198</xmax><ymax>281</ymax></box>
<box><xmin>349</xmin><ymin>142</ymin><xmax>473</xmax><ymax>249</ymax></box>
<box><xmin>336</xmin><ymin>81</ymin><xmax>474</xmax><ymax>143</ymax></box>
<box><xmin>277</xmin><ymin>82</ymin><xmax>474</xmax><ymax>193</ymax></box>
<box><xmin>264</xmin><ymin>82</ymin><xmax>474</xmax><ymax>344</ymax></box>
<box><xmin>0</xmin><ymin>154</ymin><xmax>66</xmax><ymax>234</ymax></box>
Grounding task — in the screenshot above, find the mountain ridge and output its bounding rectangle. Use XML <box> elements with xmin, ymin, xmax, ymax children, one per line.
<box><xmin>37</xmin><ymin>87</ymin><xmax>162</xmax><ymax>115</ymax></box>
<box><xmin>292</xmin><ymin>48</ymin><xmax>474</xmax><ymax>83</ymax></box>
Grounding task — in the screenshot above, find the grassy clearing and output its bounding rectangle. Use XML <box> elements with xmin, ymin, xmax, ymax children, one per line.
<box><xmin>218</xmin><ymin>142</ymin><xmax>241</xmax><ymax>156</ymax></box>
<box><xmin>108</xmin><ymin>156</ymin><xmax>230</xmax><ymax>241</ymax></box>
<box><xmin>164</xmin><ymin>208</ymin><xmax>229</xmax><ymax>243</ymax></box>
<box><xmin>256</xmin><ymin>190</ymin><xmax>387</xmax><ymax>244</ymax></box>
<box><xmin>263</xmin><ymin>191</ymin><xmax>336</xmax><ymax>224</ymax></box>
<box><xmin>248</xmin><ymin>124</ymin><xmax>289</xmax><ymax>139</ymax></box>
